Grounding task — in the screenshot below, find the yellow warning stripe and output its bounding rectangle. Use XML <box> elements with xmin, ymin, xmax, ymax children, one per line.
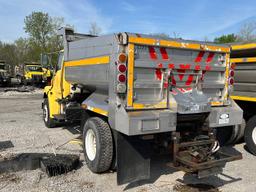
<box><xmin>65</xmin><ymin>56</ymin><xmax>110</xmax><ymax>67</ymax></box>
<box><xmin>231</xmin><ymin>43</ymin><xmax>256</xmax><ymax>50</ymax></box>
<box><xmin>231</xmin><ymin>57</ymin><xmax>256</xmax><ymax>63</ymax></box>
<box><xmin>86</xmin><ymin>106</ymin><xmax>108</xmax><ymax>116</ymax></box>
<box><xmin>129</xmin><ymin>36</ymin><xmax>229</xmax><ymax>52</ymax></box>
<box><xmin>231</xmin><ymin>95</ymin><xmax>256</xmax><ymax>102</ymax></box>
<box><xmin>127</xmin><ymin>44</ymin><xmax>135</xmax><ymax>107</ymax></box>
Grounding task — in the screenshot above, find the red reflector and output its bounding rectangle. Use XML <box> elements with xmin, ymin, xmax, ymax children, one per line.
<box><xmin>118</xmin><ymin>64</ymin><xmax>127</xmax><ymax>73</ymax></box>
<box><xmin>118</xmin><ymin>74</ymin><xmax>126</xmax><ymax>82</ymax></box>
<box><xmin>230</xmin><ymin>70</ymin><xmax>234</xmax><ymax>77</ymax></box>
<box><xmin>229</xmin><ymin>78</ymin><xmax>234</xmax><ymax>85</ymax></box>
<box><xmin>231</xmin><ymin>63</ymin><xmax>236</xmax><ymax>69</ymax></box>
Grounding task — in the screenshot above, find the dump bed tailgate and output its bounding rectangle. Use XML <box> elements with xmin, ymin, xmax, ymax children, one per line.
<box><xmin>126</xmin><ymin>34</ymin><xmax>230</xmax><ymax>110</ymax></box>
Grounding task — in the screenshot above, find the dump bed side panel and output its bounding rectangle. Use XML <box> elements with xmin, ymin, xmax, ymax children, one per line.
<box><xmin>64</xmin><ymin>35</ymin><xmax>115</xmax><ymax>90</ymax></box>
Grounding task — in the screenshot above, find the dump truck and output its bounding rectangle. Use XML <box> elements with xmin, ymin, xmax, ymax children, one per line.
<box><xmin>22</xmin><ymin>62</ymin><xmax>50</xmax><ymax>86</ymax></box>
<box><xmin>231</xmin><ymin>43</ymin><xmax>256</xmax><ymax>155</ymax></box>
<box><xmin>0</xmin><ymin>61</ymin><xmax>11</xmax><ymax>86</ymax></box>
<box><xmin>42</xmin><ymin>27</ymin><xmax>243</xmax><ymax>184</ymax></box>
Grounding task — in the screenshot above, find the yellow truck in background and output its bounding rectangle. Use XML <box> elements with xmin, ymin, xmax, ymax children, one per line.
<box><xmin>22</xmin><ymin>62</ymin><xmax>51</xmax><ymax>86</ymax></box>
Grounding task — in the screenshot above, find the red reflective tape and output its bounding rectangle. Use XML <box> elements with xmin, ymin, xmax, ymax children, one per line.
<box><xmin>168</xmin><ymin>64</ymin><xmax>175</xmax><ymax>69</ymax></box>
<box><xmin>180</xmin><ymin>64</ymin><xmax>191</xmax><ymax>70</ymax></box>
<box><xmin>158</xmin><ymin>63</ymin><xmax>163</xmax><ymax>68</ymax></box>
<box><xmin>186</xmin><ymin>87</ymin><xmax>192</xmax><ymax>91</ymax></box>
<box><xmin>164</xmin><ymin>82</ymin><xmax>168</xmax><ymax>88</ymax></box>
<box><xmin>206</xmin><ymin>52</ymin><xmax>215</xmax><ymax>63</ymax></box>
<box><xmin>195</xmin><ymin>65</ymin><xmax>201</xmax><ymax>70</ymax></box>
<box><xmin>155</xmin><ymin>69</ymin><xmax>162</xmax><ymax>80</ymax></box>
<box><xmin>205</xmin><ymin>65</ymin><xmax>211</xmax><ymax>71</ymax></box>
<box><xmin>171</xmin><ymin>90</ymin><xmax>178</xmax><ymax>95</ymax></box>
<box><xmin>195</xmin><ymin>51</ymin><xmax>205</xmax><ymax>62</ymax></box>
<box><xmin>160</xmin><ymin>47</ymin><xmax>169</xmax><ymax>60</ymax></box>
<box><xmin>177</xmin><ymin>69</ymin><xmax>185</xmax><ymax>81</ymax></box>
<box><xmin>171</xmin><ymin>76</ymin><xmax>176</xmax><ymax>85</ymax></box>
<box><xmin>148</xmin><ymin>46</ymin><xmax>157</xmax><ymax>60</ymax></box>
<box><xmin>186</xmin><ymin>75</ymin><xmax>194</xmax><ymax>86</ymax></box>
<box><xmin>178</xmin><ymin>88</ymin><xmax>186</xmax><ymax>93</ymax></box>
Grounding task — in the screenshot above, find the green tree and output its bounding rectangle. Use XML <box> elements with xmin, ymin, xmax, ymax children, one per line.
<box><xmin>23</xmin><ymin>12</ymin><xmax>69</xmax><ymax>64</ymax></box>
<box><xmin>24</xmin><ymin>12</ymin><xmax>54</xmax><ymax>51</ymax></box>
<box><xmin>214</xmin><ymin>34</ymin><xmax>237</xmax><ymax>44</ymax></box>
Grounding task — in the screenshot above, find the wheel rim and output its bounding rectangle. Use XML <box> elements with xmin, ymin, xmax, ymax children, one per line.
<box><xmin>43</xmin><ymin>104</ymin><xmax>48</xmax><ymax>122</ymax></box>
<box><xmin>252</xmin><ymin>127</ymin><xmax>256</xmax><ymax>144</ymax></box>
<box><xmin>85</xmin><ymin>129</ymin><xmax>97</xmax><ymax>161</ymax></box>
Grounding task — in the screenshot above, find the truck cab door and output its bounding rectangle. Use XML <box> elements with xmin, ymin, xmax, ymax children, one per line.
<box><xmin>46</xmin><ymin>52</ymin><xmax>65</xmax><ymax>117</ymax></box>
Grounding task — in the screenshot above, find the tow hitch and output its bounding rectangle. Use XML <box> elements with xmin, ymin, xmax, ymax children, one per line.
<box><xmin>171</xmin><ymin>131</ymin><xmax>242</xmax><ymax>178</ymax></box>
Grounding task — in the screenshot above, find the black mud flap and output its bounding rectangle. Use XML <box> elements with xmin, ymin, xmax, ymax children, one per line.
<box><xmin>116</xmin><ymin>133</ymin><xmax>151</xmax><ymax>185</ymax></box>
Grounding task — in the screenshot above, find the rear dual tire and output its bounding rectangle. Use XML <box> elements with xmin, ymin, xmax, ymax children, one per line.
<box><xmin>83</xmin><ymin>117</ymin><xmax>114</xmax><ymax>173</ymax></box>
<box><xmin>244</xmin><ymin>115</ymin><xmax>256</xmax><ymax>155</ymax></box>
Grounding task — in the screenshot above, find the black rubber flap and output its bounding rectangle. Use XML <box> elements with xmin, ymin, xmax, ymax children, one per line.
<box><xmin>116</xmin><ymin>133</ymin><xmax>150</xmax><ymax>185</ymax></box>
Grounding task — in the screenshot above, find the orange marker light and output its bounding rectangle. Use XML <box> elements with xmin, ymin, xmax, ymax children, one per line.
<box><xmin>118</xmin><ymin>53</ymin><xmax>127</xmax><ymax>63</ymax></box>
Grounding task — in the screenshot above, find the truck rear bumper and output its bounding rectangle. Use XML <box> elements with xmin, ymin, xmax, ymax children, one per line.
<box><xmin>208</xmin><ymin>99</ymin><xmax>243</xmax><ymax>127</ymax></box>
<box><xmin>114</xmin><ymin>99</ymin><xmax>243</xmax><ymax>136</ymax></box>
<box><xmin>115</xmin><ymin>109</ymin><xmax>177</xmax><ymax>136</ymax></box>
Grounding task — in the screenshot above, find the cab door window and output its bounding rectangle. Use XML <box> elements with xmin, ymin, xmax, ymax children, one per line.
<box><xmin>56</xmin><ymin>52</ymin><xmax>64</xmax><ymax>71</ymax></box>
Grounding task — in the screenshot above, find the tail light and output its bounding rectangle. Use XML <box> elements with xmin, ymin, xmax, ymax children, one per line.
<box><xmin>118</xmin><ymin>64</ymin><xmax>127</xmax><ymax>73</ymax></box>
<box><xmin>117</xmin><ymin>53</ymin><xmax>127</xmax><ymax>93</ymax></box>
<box><xmin>118</xmin><ymin>74</ymin><xmax>126</xmax><ymax>82</ymax></box>
<box><xmin>229</xmin><ymin>70</ymin><xmax>234</xmax><ymax>77</ymax></box>
<box><xmin>229</xmin><ymin>78</ymin><xmax>234</xmax><ymax>85</ymax></box>
<box><xmin>228</xmin><ymin>63</ymin><xmax>235</xmax><ymax>86</ymax></box>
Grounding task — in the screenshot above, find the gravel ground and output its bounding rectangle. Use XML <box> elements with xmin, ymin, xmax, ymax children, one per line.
<box><xmin>0</xmin><ymin>90</ymin><xmax>255</xmax><ymax>192</ymax></box>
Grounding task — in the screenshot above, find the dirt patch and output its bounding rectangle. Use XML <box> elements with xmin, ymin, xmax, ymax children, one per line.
<box><xmin>0</xmin><ymin>173</ymin><xmax>21</xmax><ymax>183</ymax></box>
<box><xmin>173</xmin><ymin>183</ymin><xmax>219</xmax><ymax>192</ymax></box>
<box><xmin>79</xmin><ymin>181</ymin><xmax>95</xmax><ymax>189</ymax></box>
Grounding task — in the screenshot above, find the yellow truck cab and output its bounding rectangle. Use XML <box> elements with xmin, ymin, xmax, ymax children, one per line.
<box><xmin>23</xmin><ymin>63</ymin><xmax>48</xmax><ymax>86</ymax></box>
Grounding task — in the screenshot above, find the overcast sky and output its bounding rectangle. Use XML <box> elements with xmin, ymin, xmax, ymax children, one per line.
<box><xmin>1</xmin><ymin>0</ymin><xmax>256</xmax><ymax>42</ymax></box>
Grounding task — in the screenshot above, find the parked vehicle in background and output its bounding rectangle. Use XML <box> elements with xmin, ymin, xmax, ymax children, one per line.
<box><xmin>42</xmin><ymin>27</ymin><xmax>243</xmax><ymax>184</ymax></box>
<box><xmin>19</xmin><ymin>62</ymin><xmax>51</xmax><ymax>87</ymax></box>
<box><xmin>0</xmin><ymin>61</ymin><xmax>11</xmax><ymax>86</ymax></box>
<box><xmin>231</xmin><ymin>43</ymin><xmax>256</xmax><ymax>155</ymax></box>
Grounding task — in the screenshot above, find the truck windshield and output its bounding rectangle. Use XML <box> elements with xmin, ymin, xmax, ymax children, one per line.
<box><xmin>27</xmin><ymin>66</ymin><xmax>43</xmax><ymax>72</ymax></box>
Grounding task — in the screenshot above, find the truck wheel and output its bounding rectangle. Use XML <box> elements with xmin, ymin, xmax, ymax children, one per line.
<box><xmin>43</xmin><ymin>99</ymin><xmax>57</xmax><ymax>128</ymax></box>
<box><xmin>244</xmin><ymin>115</ymin><xmax>256</xmax><ymax>155</ymax></box>
<box><xmin>83</xmin><ymin>117</ymin><xmax>113</xmax><ymax>173</ymax></box>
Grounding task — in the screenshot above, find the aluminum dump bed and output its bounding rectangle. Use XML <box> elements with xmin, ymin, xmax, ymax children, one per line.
<box><xmin>62</xmin><ymin>31</ymin><xmax>241</xmax><ymax>135</ymax></box>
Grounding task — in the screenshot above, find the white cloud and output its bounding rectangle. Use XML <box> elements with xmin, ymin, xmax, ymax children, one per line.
<box><xmin>121</xmin><ymin>1</ymin><xmax>137</xmax><ymax>12</ymax></box>
<box><xmin>0</xmin><ymin>0</ymin><xmax>113</xmax><ymax>42</ymax></box>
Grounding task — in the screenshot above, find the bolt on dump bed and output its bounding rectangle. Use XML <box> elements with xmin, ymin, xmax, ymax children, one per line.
<box><xmin>42</xmin><ymin>27</ymin><xmax>243</xmax><ymax>184</ymax></box>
